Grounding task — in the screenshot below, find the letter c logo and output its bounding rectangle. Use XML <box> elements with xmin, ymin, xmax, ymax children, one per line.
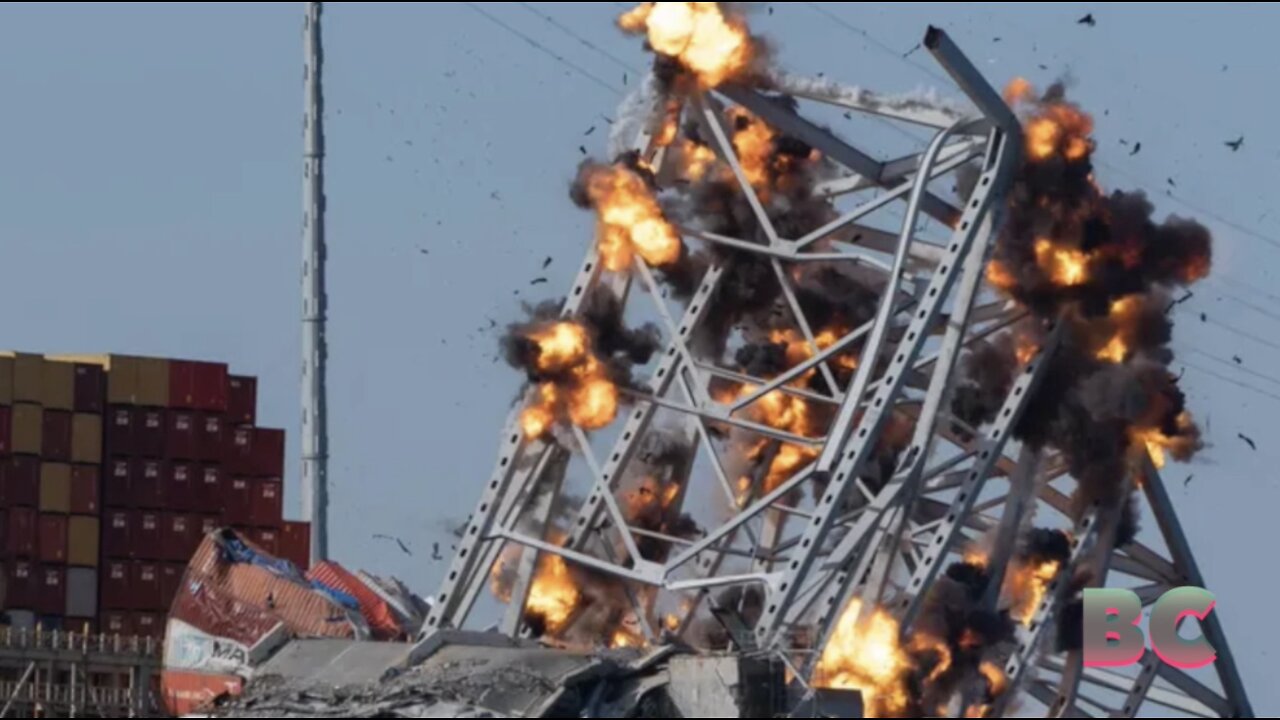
<box><xmin>1149</xmin><ymin>587</ymin><xmax>1217</xmax><ymax>670</ymax></box>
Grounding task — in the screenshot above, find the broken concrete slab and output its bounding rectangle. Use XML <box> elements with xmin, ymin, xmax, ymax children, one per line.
<box><xmin>665</xmin><ymin>655</ymin><xmax>789</xmax><ymax>718</ymax></box>
<box><xmin>254</xmin><ymin>639</ymin><xmax>412</xmax><ymax>686</ymax></box>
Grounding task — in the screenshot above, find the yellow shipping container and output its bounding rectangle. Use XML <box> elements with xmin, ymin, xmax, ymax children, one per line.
<box><xmin>48</xmin><ymin>354</ymin><xmax>142</xmax><ymax>406</ymax></box>
<box><xmin>40</xmin><ymin>463</ymin><xmax>72</xmax><ymax>514</ymax></box>
<box><xmin>68</xmin><ymin>517</ymin><xmax>101</xmax><ymax>568</ymax></box>
<box><xmin>1</xmin><ymin>352</ymin><xmax>45</xmax><ymax>404</ymax></box>
<box><xmin>137</xmin><ymin>357</ymin><xmax>171</xmax><ymax>407</ymax></box>
<box><xmin>0</xmin><ymin>355</ymin><xmax>13</xmax><ymax>405</ymax></box>
<box><xmin>11</xmin><ymin>403</ymin><xmax>43</xmax><ymax>455</ymax></box>
<box><xmin>72</xmin><ymin>414</ymin><xmax>103</xmax><ymax>464</ymax></box>
<box><xmin>40</xmin><ymin>359</ymin><xmax>76</xmax><ymax>410</ymax></box>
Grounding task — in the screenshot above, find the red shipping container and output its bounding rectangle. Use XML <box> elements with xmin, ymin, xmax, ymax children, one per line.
<box><xmin>101</xmin><ymin>611</ymin><xmax>133</xmax><ymax>636</ymax></box>
<box><xmin>136</xmin><ymin>513</ymin><xmax>162</xmax><ymax>561</ymax></box>
<box><xmin>104</xmin><ymin>458</ymin><xmax>134</xmax><ymax>509</ymax></box>
<box><xmin>199</xmin><ymin>515</ymin><xmax>221</xmax><ymax>538</ymax></box>
<box><xmin>253</xmin><ymin>428</ymin><xmax>285</xmax><ymax>478</ymax></box>
<box><xmin>227</xmin><ymin>376</ymin><xmax>257</xmax><ymax>426</ymax></box>
<box><xmin>101</xmin><ymin>560</ymin><xmax>132</xmax><ymax>610</ymax></box>
<box><xmin>280</xmin><ymin>521</ymin><xmax>311</xmax><ymax>572</ymax></box>
<box><xmin>197</xmin><ymin>414</ymin><xmax>224</xmax><ymax>463</ymax></box>
<box><xmin>252</xmin><ymin>527</ymin><xmax>280</xmax><ymax>556</ymax></box>
<box><xmin>3</xmin><ymin>457</ymin><xmax>40</xmax><ymax>508</ymax></box>
<box><xmin>0</xmin><ymin>406</ymin><xmax>10</xmax><ymax>455</ymax></box>
<box><xmin>195</xmin><ymin>362</ymin><xmax>230</xmax><ymax>413</ymax></box>
<box><xmin>163</xmin><ymin>514</ymin><xmax>200</xmax><ymax>563</ymax></box>
<box><xmin>37</xmin><ymin>566</ymin><xmax>67</xmax><ymax>616</ymax></box>
<box><xmin>161</xmin><ymin>563</ymin><xmax>184</xmax><ymax>608</ymax></box>
<box><xmin>198</xmin><ymin>465</ymin><xmax>224</xmax><ymax>514</ymax></box>
<box><xmin>170</xmin><ymin>462</ymin><xmax>197</xmax><ymax>512</ymax></box>
<box><xmin>105</xmin><ymin>407</ymin><xmax>135</xmax><ymax>457</ymax></box>
<box><xmin>133</xmin><ymin>563</ymin><xmax>163</xmax><ymax>610</ymax></box>
<box><xmin>225</xmin><ymin>427</ymin><xmax>254</xmax><ymax>475</ymax></box>
<box><xmin>137</xmin><ymin>409</ymin><xmax>166</xmax><ymax>458</ymax></box>
<box><xmin>135</xmin><ymin>459</ymin><xmax>165</xmax><ymax>509</ymax></box>
<box><xmin>134</xmin><ymin>612</ymin><xmax>163</xmax><ymax>638</ymax></box>
<box><xmin>252</xmin><ymin>481</ymin><xmax>283</xmax><ymax>527</ymax></box>
<box><xmin>7</xmin><ymin>561</ymin><xmax>37</xmax><ymax>609</ymax></box>
<box><xmin>41</xmin><ymin>410</ymin><xmax>73</xmax><ymax>462</ymax></box>
<box><xmin>103</xmin><ymin>510</ymin><xmax>133</xmax><ymax>559</ymax></box>
<box><xmin>38</xmin><ymin>515</ymin><xmax>68</xmax><ymax>564</ymax></box>
<box><xmin>185</xmin><ymin>532</ymin><xmax>356</xmax><ymax>640</ymax></box>
<box><xmin>167</xmin><ymin>411</ymin><xmax>198</xmax><ymax>460</ymax></box>
<box><xmin>8</xmin><ymin>508</ymin><xmax>37</xmax><ymax>558</ymax></box>
<box><xmin>70</xmin><ymin>465</ymin><xmax>101</xmax><ymax>515</ymax></box>
<box><xmin>169</xmin><ymin>361</ymin><xmax>198</xmax><ymax>409</ymax></box>
<box><xmin>73</xmin><ymin>363</ymin><xmax>105</xmax><ymax>414</ymax></box>
<box><xmin>226</xmin><ymin>478</ymin><xmax>253</xmax><ymax>526</ymax></box>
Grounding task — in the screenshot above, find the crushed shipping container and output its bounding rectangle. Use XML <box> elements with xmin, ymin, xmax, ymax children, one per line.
<box><xmin>307</xmin><ymin>561</ymin><xmax>406</xmax><ymax>640</ymax></box>
<box><xmin>183</xmin><ymin>529</ymin><xmax>368</xmax><ymax>640</ymax></box>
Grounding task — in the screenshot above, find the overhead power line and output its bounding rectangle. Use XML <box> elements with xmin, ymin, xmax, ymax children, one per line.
<box><xmin>1197</xmin><ymin>314</ymin><xmax>1280</xmax><ymax>353</ymax></box>
<box><xmin>1181</xmin><ymin>347</ymin><xmax>1280</xmax><ymax>391</ymax></box>
<box><xmin>463</xmin><ymin>2</ymin><xmax>623</xmax><ymax>96</ymax></box>
<box><xmin>1181</xmin><ymin>360</ymin><xmax>1280</xmax><ymax>405</ymax></box>
<box><xmin>518</xmin><ymin>2</ymin><xmax>640</xmax><ymax>75</ymax></box>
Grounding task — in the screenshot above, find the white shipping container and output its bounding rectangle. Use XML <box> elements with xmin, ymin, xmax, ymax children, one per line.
<box><xmin>3</xmin><ymin>609</ymin><xmax>37</xmax><ymax>631</ymax></box>
<box><xmin>66</xmin><ymin>567</ymin><xmax>99</xmax><ymax>619</ymax></box>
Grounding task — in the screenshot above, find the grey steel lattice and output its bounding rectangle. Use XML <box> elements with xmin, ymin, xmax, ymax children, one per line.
<box><xmin>421</xmin><ymin>25</ymin><xmax>1252</xmax><ymax>719</ymax></box>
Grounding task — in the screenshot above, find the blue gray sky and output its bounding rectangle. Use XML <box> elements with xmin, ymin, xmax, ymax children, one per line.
<box><xmin>2</xmin><ymin>2</ymin><xmax>1277</xmax><ymax>709</ymax></box>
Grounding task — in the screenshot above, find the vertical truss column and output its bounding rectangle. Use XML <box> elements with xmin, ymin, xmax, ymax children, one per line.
<box><xmin>897</xmin><ymin>320</ymin><xmax>1063</xmax><ymax>632</ymax></box>
<box><xmin>755</xmin><ymin>116</ymin><xmax>1022</xmax><ymax>649</ymax></box>
<box><xmin>795</xmin><ymin>204</ymin><xmax>999</xmax><ymax>672</ymax></box>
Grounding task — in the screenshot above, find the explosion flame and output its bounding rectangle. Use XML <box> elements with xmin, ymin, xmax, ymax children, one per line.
<box><xmin>513</xmin><ymin>320</ymin><xmax>620</xmax><ymax>438</ymax></box>
<box><xmin>815</xmin><ymin>599</ymin><xmax>915</xmax><ymax>718</ymax></box>
<box><xmin>619</xmin><ymin>2</ymin><xmax>757</xmax><ymax>88</ymax></box>
<box><xmin>580</xmin><ymin>163</ymin><xmax>684</xmax><ymax>272</ymax></box>
<box><xmin>974</xmin><ymin>77</ymin><xmax>1211</xmax><ymax>518</ymax></box>
<box><xmin>490</xmin><ymin>542</ymin><xmax>581</xmax><ymax>636</ymax></box>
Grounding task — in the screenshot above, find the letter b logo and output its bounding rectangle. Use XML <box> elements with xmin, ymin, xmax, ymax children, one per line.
<box><xmin>1082</xmin><ymin>587</ymin><xmax>1217</xmax><ymax>669</ymax></box>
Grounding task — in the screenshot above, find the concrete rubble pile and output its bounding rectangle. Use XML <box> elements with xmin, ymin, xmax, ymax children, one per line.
<box><xmin>202</xmin><ymin>632</ymin><xmax>861</xmax><ymax>718</ymax></box>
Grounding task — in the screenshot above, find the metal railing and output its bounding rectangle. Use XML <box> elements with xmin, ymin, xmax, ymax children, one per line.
<box><xmin>0</xmin><ymin>628</ymin><xmax>161</xmax><ymax>659</ymax></box>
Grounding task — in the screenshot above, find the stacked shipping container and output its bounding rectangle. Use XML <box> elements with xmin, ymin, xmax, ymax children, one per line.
<box><xmin>0</xmin><ymin>352</ymin><xmax>309</xmax><ymax>639</ymax></box>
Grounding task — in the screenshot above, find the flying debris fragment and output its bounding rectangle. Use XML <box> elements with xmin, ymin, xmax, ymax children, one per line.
<box><xmin>1233</xmin><ymin>355</ymin><xmax>1243</xmax><ymax>365</ymax></box>
<box><xmin>1226</xmin><ymin>135</ymin><xmax>1245</xmax><ymax>151</ymax></box>
<box><xmin>374</xmin><ymin>534</ymin><xmax>414</xmax><ymax>556</ymax></box>
<box><xmin>1239</xmin><ymin>432</ymin><xmax>1257</xmax><ymax>451</ymax></box>
<box><xmin>1166</xmin><ymin>290</ymin><xmax>1194</xmax><ymax>312</ymax></box>
<box><xmin>1185</xmin><ymin>474</ymin><xmax>1194</xmax><ymax>487</ymax></box>
<box><xmin>531</xmin><ymin>277</ymin><xmax>549</xmax><ymax>285</ymax></box>
<box><xmin>1131</xmin><ymin>141</ymin><xmax>1142</xmax><ymax>156</ymax></box>
<box><xmin>1078</xmin><ymin>13</ymin><xmax>1098</xmax><ymax>26</ymax></box>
